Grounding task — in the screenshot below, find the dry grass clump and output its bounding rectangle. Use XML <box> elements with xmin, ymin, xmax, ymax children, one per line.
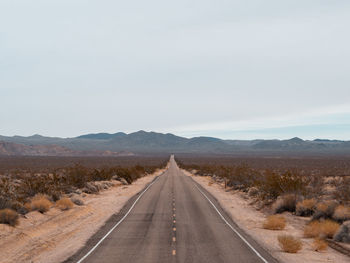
<box><xmin>29</xmin><ymin>194</ymin><xmax>53</xmax><ymax>213</ymax></box>
<box><xmin>322</xmin><ymin>220</ymin><xmax>341</xmax><ymax>238</ymax></box>
<box><xmin>273</xmin><ymin>194</ymin><xmax>298</xmax><ymax>214</ymax></box>
<box><xmin>56</xmin><ymin>197</ymin><xmax>74</xmax><ymax>211</ymax></box>
<box><xmin>0</xmin><ymin>208</ymin><xmax>19</xmax><ymax>226</ymax></box>
<box><xmin>333</xmin><ymin>205</ymin><xmax>350</xmax><ymax>223</ymax></box>
<box><xmin>296</xmin><ymin>199</ymin><xmax>316</xmax><ymax>217</ymax></box>
<box><xmin>304</xmin><ymin>221</ymin><xmax>321</xmax><ymax>238</ymax></box>
<box><xmin>312</xmin><ymin>201</ymin><xmax>338</xmax><ymax>220</ymax></box>
<box><xmin>304</xmin><ymin>220</ymin><xmax>340</xmax><ymax>239</ymax></box>
<box><xmin>312</xmin><ymin>238</ymin><xmax>328</xmax><ymax>252</ymax></box>
<box><xmin>278</xmin><ymin>235</ymin><xmax>302</xmax><ymax>253</ymax></box>
<box><xmin>263</xmin><ymin>215</ymin><xmax>286</xmax><ymax>230</ymax></box>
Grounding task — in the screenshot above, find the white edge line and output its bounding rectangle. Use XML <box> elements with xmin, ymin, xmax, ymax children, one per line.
<box><xmin>76</xmin><ymin>176</ymin><xmax>161</xmax><ymax>263</ymax></box>
<box><xmin>193</xmin><ymin>182</ymin><xmax>270</xmax><ymax>263</ymax></box>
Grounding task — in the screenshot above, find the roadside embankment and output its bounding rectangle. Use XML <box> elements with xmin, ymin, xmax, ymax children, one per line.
<box><xmin>184</xmin><ymin>170</ymin><xmax>350</xmax><ymax>263</ymax></box>
<box><xmin>0</xmin><ymin>169</ymin><xmax>165</xmax><ymax>263</ymax></box>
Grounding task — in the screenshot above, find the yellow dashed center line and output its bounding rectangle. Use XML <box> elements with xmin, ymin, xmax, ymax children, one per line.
<box><xmin>172</xmin><ymin>198</ymin><xmax>176</xmax><ymax>256</ymax></box>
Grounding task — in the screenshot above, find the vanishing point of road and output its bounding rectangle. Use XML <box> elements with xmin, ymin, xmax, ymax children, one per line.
<box><xmin>65</xmin><ymin>156</ymin><xmax>278</xmax><ymax>263</ymax></box>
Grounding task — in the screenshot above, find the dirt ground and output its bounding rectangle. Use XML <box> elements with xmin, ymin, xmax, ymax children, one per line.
<box><xmin>0</xmin><ymin>169</ymin><xmax>164</xmax><ymax>263</ymax></box>
<box><xmin>186</xmin><ymin>171</ymin><xmax>350</xmax><ymax>263</ymax></box>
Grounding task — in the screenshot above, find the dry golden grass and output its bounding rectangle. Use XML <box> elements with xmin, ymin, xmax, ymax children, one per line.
<box><xmin>278</xmin><ymin>235</ymin><xmax>302</xmax><ymax>253</ymax></box>
<box><xmin>296</xmin><ymin>199</ymin><xmax>316</xmax><ymax>216</ymax></box>
<box><xmin>56</xmin><ymin>198</ymin><xmax>74</xmax><ymax>211</ymax></box>
<box><xmin>304</xmin><ymin>221</ymin><xmax>321</xmax><ymax>238</ymax></box>
<box><xmin>312</xmin><ymin>238</ymin><xmax>328</xmax><ymax>252</ymax></box>
<box><xmin>30</xmin><ymin>194</ymin><xmax>52</xmax><ymax>213</ymax></box>
<box><xmin>316</xmin><ymin>202</ymin><xmax>329</xmax><ymax>213</ymax></box>
<box><xmin>263</xmin><ymin>215</ymin><xmax>286</xmax><ymax>230</ymax></box>
<box><xmin>0</xmin><ymin>208</ymin><xmax>19</xmax><ymax>226</ymax></box>
<box><xmin>321</xmin><ymin>220</ymin><xmax>340</xmax><ymax>238</ymax></box>
<box><xmin>333</xmin><ymin>205</ymin><xmax>350</xmax><ymax>222</ymax></box>
<box><xmin>304</xmin><ymin>220</ymin><xmax>340</xmax><ymax>239</ymax></box>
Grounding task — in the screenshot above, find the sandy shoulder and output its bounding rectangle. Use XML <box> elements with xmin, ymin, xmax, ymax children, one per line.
<box><xmin>185</xmin><ymin>170</ymin><xmax>349</xmax><ymax>263</ymax></box>
<box><xmin>0</xmin><ymin>169</ymin><xmax>164</xmax><ymax>263</ymax></box>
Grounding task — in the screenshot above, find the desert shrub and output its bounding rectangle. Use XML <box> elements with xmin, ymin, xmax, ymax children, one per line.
<box><xmin>304</xmin><ymin>220</ymin><xmax>340</xmax><ymax>239</ymax></box>
<box><xmin>24</xmin><ymin>202</ymin><xmax>32</xmax><ymax>212</ymax></box>
<box><xmin>71</xmin><ymin>197</ymin><xmax>84</xmax><ymax>206</ymax></box>
<box><xmin>304</xmin><ymin>221</ymin><xmax>322</xmax><ymax>238</ymax></box>
<box><xmin>227</xmin><ymin>165</ymin><xmax>258</xmax><ymax>190</ymax></box>
<box><xmin>256</xmin><ymin>170</ymin><xmax>306</xmax><ymax>200</ymax></box>
<box><xmin>90</xmin><ymin>168</ymin><xmax>113</xmax><ymax>181</ymax></box>
<box><xmin>0</xmin><ymin>197</ymin><xmax>11</xmax><ymax>210</ymax></box>
<box><xmin>273</xmin><ymin>194</ymin><xmax>298</xmax><ymax>214</ymax></box>
<box><xmin>248</xmin><ymin>187</ymin><xmax>259</xmax><ymax>197</ymax></box>
<box><xmin>312</xmin><ymin>238</ymin><xmax>328</xmax><ymax>251</ymax></box>
<box><xmin>333</xmin><ymin>177</ymin><xmax>350</xmax><ymax>202</ymax></box>
<box><xmin>30</xmin><ymin>194</ymin><xmax>52</xmax><ymax>213</ymax></box>
<box><xmin>334</xmin><ymin>221</ymin><xmax>350</xmax><ymax>243</ymax></box>
<box><xmin>263</xmin><ymin>215</ymin><xmax>286</xmax><ymax>230</ymax></box>
<box><xmin>333</xmin><ymin>205</ymin><xmax>350</xmax><ymax>223</ymax></box>
<box><xmin>312</xmin><ymin>201</ymin><xmax>338</xmax><ymax>221</ymax></box>
<box><xmin>56</xmin><ymin>197</ymin><xmax>74</xmax><ymax>211</ymax></box>
<box><xmin>296</xmin><ymin>199</ymin><xmax>316</xmax><ymax>217</ymax></box>
<box><xmin>0</xmin><ymin>208</ymin><xmax>19</xmax><ymax>226</ymax></box>
<box><xmin>278</xmin><ymin>235</ymin><xmax>302</xmax><ymax>253</ymax></box>
<box><xmin>10</xmin><ymin>201</ymin><xmax>28</xmax><ymax>215</ymax></box>
<box><xmin>66</xmin><ymin>164</ymin><xmax>90</xmax><ymax>188</ymax></box>
<box><xmin>321</xmin><ymin>220</ymin><xmax>340</xmax><ymax>238</ymax></box>
<box><xmin>83</xmin><ymin>182</ymin><xmax>99</xmax><ymax>194</ymax></box>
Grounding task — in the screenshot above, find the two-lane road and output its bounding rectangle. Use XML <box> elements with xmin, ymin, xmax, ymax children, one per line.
<box><xmin>66</xmin><ymin>156</ymin><xmax>278</xmax><ymax>263</ymax></box>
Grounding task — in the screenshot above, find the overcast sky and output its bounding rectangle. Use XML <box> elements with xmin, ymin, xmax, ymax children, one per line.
<box><xmin>1</xmin><ymin>0</ymin><xmax>350</xmax><ymax>140</ymax></box>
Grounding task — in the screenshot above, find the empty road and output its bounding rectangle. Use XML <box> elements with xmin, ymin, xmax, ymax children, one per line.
<box><xmin>66</xmin><ymin>156</ymin><xmax>277</xmax><ymax>263</ymax></box>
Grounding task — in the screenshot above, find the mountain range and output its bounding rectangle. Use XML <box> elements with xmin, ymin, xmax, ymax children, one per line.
<box><xmin>0</xmin><ymin>131</ymin><xmax>350</xmax><ymax>156</ymax></box>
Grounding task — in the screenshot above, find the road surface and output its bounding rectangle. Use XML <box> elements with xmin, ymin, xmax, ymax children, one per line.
<box><xmin>66</xmin><ymin>156</ymin><xmax>278</xmax><ymax>263</ymax></box>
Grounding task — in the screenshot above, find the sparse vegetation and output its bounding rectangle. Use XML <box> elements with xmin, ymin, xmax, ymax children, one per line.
<box><xmin>277</xmin><ymin>235</ymin><xmax>302</xmax><ymax>253</ymax></box>
<box><xmin>0</xmin><ymin>156</ymin><xmax>167</xmax><ymax>226</ymax></box>
<box><xmin>312</xmin><ymin>201</ymin><xmax>338</xmax><ymax>221</ymax></box>
<box><xmin>56</xmin><ymin>198</ymin><xmax>74</xmax><ymax>211</ymax></box>
<box><xmin>312</xmin><ymin>238</ymin><xmax>328</xmax><ymax>252</ymax></box>
<box><xmin>333</xmin><ymin>205</ymin><xmax>350</xmax><ymax>223</ymax></box>
<box><xmin>296</xmin><ymin>199</ymin><xmax>316</xmax><ymax>217</ymax></box>
<box><xmin>29</xmin><ymin>194</ymin><xmax>53</xmax><ymax>213</ymax></box>
<box><xmin>273</xmin><ymin>194</ymin><xmax>298</xmax><ymax>214</ymax></box>
<box><xmin>263</xmin><ymin>215</ymin><xmax>286</xmax><ymax>230</ymax></box>
<box><xmin>0</xmin><ymin>208</ymin><xmax>19</xmax><ymax>226</ymax></box>
<box><xmin>304</xmin><ymin>220</ymin><xmax>340</xmax><ymax>239</ymax></box>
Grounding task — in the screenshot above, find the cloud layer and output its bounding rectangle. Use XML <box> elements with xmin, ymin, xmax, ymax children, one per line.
<box><xmin>1</xmin><ymin>1</ymin><xmax>349</xmax><ymax>139</ymax></box>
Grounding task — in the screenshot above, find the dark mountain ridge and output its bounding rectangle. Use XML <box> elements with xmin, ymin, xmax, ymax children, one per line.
<box><xmin>0</xmin><ymin>131</ymin><xmax>350</xmax><ymax>156</ymax></box>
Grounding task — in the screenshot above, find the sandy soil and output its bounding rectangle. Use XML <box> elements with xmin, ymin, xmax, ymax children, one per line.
<box><xmin>0</xmin><ymin>169</ymin><xmax>164</xmax><ymax>263</ymax></box>
<box><xmin>185</xmin><ymin>171</ymin><xmax>350</xmax><ymax>263</ymax></box>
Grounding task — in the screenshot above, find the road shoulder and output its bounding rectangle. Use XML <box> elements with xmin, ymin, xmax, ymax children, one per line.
<box><xmin>185</xmin><ymin>171</ymin><xmax>350</xmax><ymax>263</ymax></box>
<box><xmin>0</xmin><ymin>170</ymin><xmax>163</xmax><ymax>263</ymax></box>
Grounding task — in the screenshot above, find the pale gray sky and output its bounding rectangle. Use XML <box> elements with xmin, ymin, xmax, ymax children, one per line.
<box><xmin>1</xmin><ymin>1</ymin><xmax>350</xmax><ymax>139</ymax></box>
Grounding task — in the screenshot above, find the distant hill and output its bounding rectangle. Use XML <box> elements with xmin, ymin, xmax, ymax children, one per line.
<box><xmin>0</xmin><ymin>141</ymin><xmax>132</xmax><ymax>157</ymax></box>
<box><xmin>0</xmin><ymin>131</ymin><xmax>350</xmax><ymax>156</ymax></box>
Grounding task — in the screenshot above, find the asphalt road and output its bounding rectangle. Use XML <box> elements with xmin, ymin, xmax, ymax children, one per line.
<box><xmin>66</xmin><ymin>156</ymin><xmax>278</xmax><ymax>263</ymax></box>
